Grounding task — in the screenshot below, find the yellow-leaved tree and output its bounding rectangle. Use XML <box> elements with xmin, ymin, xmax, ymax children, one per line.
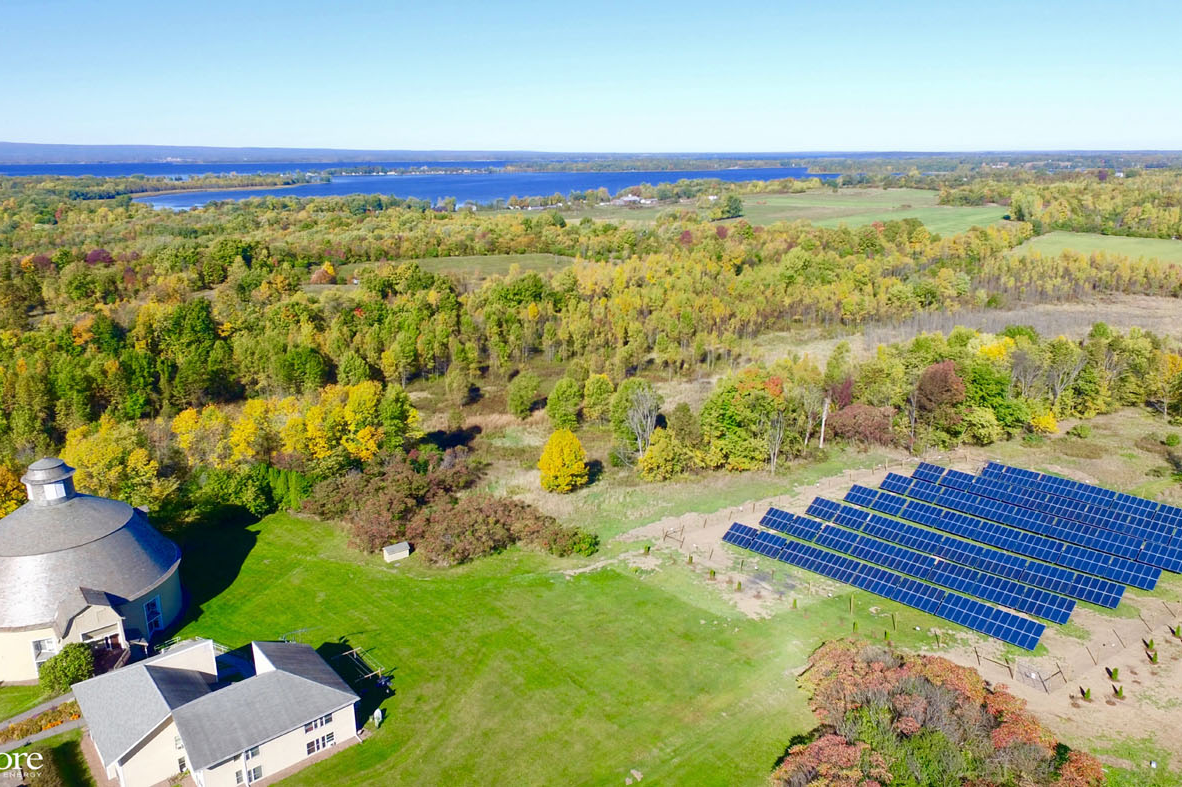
<box><xmin>0</xmin><ymin>466</ymin><xmax>25</xmax><ymax>517</ymax></box>
<box><xmin>538</xmin><ymin>429</ymin><xmax>588</xmax><ymax>494</ymax></box>
<box><xmin>62</xmin><ymin>416</ymin><xmax>177</xmax><ymax>509</ymax></box>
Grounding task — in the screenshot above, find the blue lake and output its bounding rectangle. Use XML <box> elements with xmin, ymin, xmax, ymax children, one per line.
<box><xmin>0</xmin><ymin>160</ymin><xmax>837</xmax><ymax>209</ymax></box>
<box><xmin>130</xmin><ymin>167</ymin><xmax>835</xmax><ymax>209</ymax></box>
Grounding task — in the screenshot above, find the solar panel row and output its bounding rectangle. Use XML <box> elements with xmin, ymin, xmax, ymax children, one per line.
<box><xmin>721</xmin><ymin>523</ymin><xmax>1044</xmax><ymax>650</ymax></box>
<box><xmin>946</xmin><ymin>466</ymin><xmax>1175</xmax><ymax>547</ymax></box>
<box><xmin>918</xmin><ymin>464</ymin><xmax>1182</xmax><ymax>573</ymax></box>
<box><xmin>982</xmin><ymin>462</ymin><xmax>1182</xmax><ymax>547</ymax></box>
<box><xmin>886</xmin><ymin>473</ymin><xmax>1160</xmax><ymax>591</ymax></box>
<box><xmin>983</xmin><ymin>462</ymin><xmax>1182</xmax><ymax>530</ymax></box>
<box><xmin>785</xmin><ymin>504</ymin><xmax>1075</xmax><ymax>623</ymax></box>
<box><xmin>854</xmin><ymin>483</ymin><xmax>1125</xmax><ymax>607</ymax></box>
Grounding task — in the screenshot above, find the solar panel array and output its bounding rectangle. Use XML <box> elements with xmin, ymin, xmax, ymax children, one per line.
<box><xmin>979</xmin><ymin>463</ymin><xmax>1182</xmax><ymax>568</ymax></box>
<box><xmin>848</xmin><ymin>484</ymin><xmax>1125</xmax><ymax>607</ymax></box>
<box><xmin>768</xmin><ymin>502</ymin><xmax>1074</xmax><ymax>623</ymax></box>
<box><xmin>883</xmin><ymin>473</ymin><xmax>1160</xmax><ymax>590</ymax></box>
<box><xmin>984</xmin><ymin>462</ymin><xmax>1182</xmax><ymax>530</ymax></box>
<box><xmin>918</xmin><ymin>463</ymin><xmax>1182</xmax><ymax>573</ymax></box>
<box><xmin>722</xmin><ymin>522</ymin><xmax>1044</xmax><ymax>650</ymax></box>
<box><xmin>720</xmin><ymin>461</ymin><xmax>1176</xmax><ymax>652</ymax></box>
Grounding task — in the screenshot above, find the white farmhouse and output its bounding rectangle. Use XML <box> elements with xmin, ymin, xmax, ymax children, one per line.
<box><xmin>75</xmin><ymin>639</ymin><xmax>360</xmax><ymax>787</ymax></box>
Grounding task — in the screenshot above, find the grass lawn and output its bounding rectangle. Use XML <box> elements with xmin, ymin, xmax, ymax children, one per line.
<box><xmin>9</xmin><ymin>728</ymin><xmax>95</xmax><ymax>786</ymax></box>
<box><xmin>169</xmin><ymin>510</ymin><xmax>955</xmax><ymax>786</ymax></box>
<box><xmin>552</xmin><ymin>188</ymin><xmax>1005</xmax><ymax>235</ymax></box>
<box><xmin>0</xmin><ymin>684</ymin><xmax>51</xmax><ymax>722</ymax></box>
<box><xmin>1009</xmin><ymin>231</ymin><xmax>1182</xmax><ymax>263</ymax></box>
<box><xmin>555</xmin><ymin>448</ymin><xmax>890</xmax><ymax>540</ymax></box>
<box><xmin>736</xmin><ymin>188</ymin><xmax>1005</xmax><ymax>235</ymax></box>
<box><xmin>555</xmin><ymin>187</ymin><xmax>1007</xmax><ymax>233</ymax></box>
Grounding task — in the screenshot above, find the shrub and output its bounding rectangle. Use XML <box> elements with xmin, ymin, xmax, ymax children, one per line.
<box><xmin>637</xmin><ymin>428</ymin><xmax>695</xmax><ymax>481</ymax></box>
<box><xmin>829</xmin><ymin>404</ymin><xmax>895</xmax><ymax>447</ymax></box>
<box><xmin>303</xmin><ymin>448</ymin><xmax>481</xmax><ymax>552</ymax></box>
<box><xmin>1066</xmin><ymin>423</ymin><xmax>1092</xmax><ymax>439</ymax></box>
<box><xmin>778</xmin><ymin>640</ymin><xmax>1105</xmax><ymax>787</ymax></box>
<box><xmin>1165</xmin><ymin>433</ymin><xmax>1181</xmax><ymax>447</ymax></box>
<box><xmin>962</xmin><ymin>406</ymin><xmax>1004</xmax><ymax>446</ymax></box>
<box><xmin>506</xmin><ymin>371</ymin><xmax>541</xmax><ymax>419</ymax></box>
<box><xmin>582</xmin><ymin>374</ymin><xmax>614</xmax><ymax>423</ymax></box>
<box><xmin>39</xmin><ymin>644</ymin><xmax>94</xmax><ymax>693</ymax></box>
<box><xmin>405</xmin><ymin>494</ymin><xmax>596</xmax><ymax>566</ymax></box>
<box><xmin>1030</xmin><ymin>412</ymin><xmax>1058</xmax><ymax>434</ymax></box>
<box><xmin>538</xmin><ymin>429</ymin><xmax>589</xmax><ymax>493</ymax></box>
<box><xmin>545</xmin><ymin>377</ymin><xmax>582</xmax><ymax>430</ymax></box>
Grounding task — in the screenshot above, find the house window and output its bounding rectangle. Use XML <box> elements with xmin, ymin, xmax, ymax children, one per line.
<box><xmin>306</xmin><ymin>733</ymin><xmax>336</xmax><ymax>756</ymax></box>
<box><xmin>178</xmin><ymin>756</ymin><xmax>187</xmax><ymax>773</ymax></box>
<box><xmin>248</xmin><ymin>765</ymin><xmax>263</xmax><ymax>782</ymax></box>
<box><xmin>175</xmin><ymin>735</ymin><xmax>184</xmax><ymax>750</ymax></box>
<box><xmin>144</xmin><ymin>596</ymin><xmax>162</xmax><ymax>634</ymax></box>
<box><xmin>304</xmin><ymin>712</ymin><xmax>335</xmax><ymax>733</ymax></box>
<box><xmin>244</xmin><ymin>745</ymin><xmax>260</xmax><ymax>760</ymax></box>
<box><xmin>235</xmin><ymin>771</ymin><xmax>243</xmax><ymax>785</ymax></box>
<box><xmin>31</xmin><ymin>638</ymin><xmax>58</xmax><ymax>663</ymax></box>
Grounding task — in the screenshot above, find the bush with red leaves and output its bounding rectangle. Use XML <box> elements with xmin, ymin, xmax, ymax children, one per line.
<box><xmin>303</xmin><ymin>448</ymin><xmax>596</xmax><ymax>564</ymax></box>
<box><xmin>773</xmin><ymin>640</ymin><xmax>1105</xmax><ymax>786</ymax></box>
<box><xmin>828</xmin><ymin>404</ymin><xmax>896</xmax><ymax>447</ymax></box>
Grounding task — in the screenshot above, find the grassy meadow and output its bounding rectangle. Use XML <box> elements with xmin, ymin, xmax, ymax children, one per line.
<box><xmin>1010</xmin><ymin>231</ymin><xmax>1182</xmax><ymax>263</ymax></box>
<box><xmin>558</xmin><ymin>188</ymin><xmax>1006</xmax><ymax>235</ymax></box>
<box><xmin>167</xmin><ymin>498</ymin><xmax>960</xmax><ymax>787</ymax></box>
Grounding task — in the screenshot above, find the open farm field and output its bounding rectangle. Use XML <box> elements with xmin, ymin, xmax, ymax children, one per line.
<box><xmin>1010</xmin><ymin>231</ymin><xmax>1182</xmax><ymax>263</ymax></box>
<box><xmin>173</xmin><ymin>513</ymin><xmax>825</xmax><ymax>787</ymax></box>
<box><xmin>556</xmin><ymin>188</ymin><xmax>1005</xmax><ymax>233</ymax></box>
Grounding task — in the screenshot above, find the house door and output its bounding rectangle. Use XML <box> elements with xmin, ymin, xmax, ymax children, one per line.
<box><xmin>144</xmin><ymin>596</ymin><xmax>162</xmax><ymax>634</ymax></box>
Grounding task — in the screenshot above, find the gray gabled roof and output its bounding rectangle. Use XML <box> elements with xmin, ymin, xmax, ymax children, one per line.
<box><xmin>76</xmin><ymin>640</ymin><xmax>357</xmax><ymax>772</ymax></box>
<box><xmin>252</xmin><ymin>641</ymin><xmax>356</xmax><ymax>695</ymax></box>
<box><xmin>172</xmin><ymin>644</ymin><xmax>358</xmax><ymax>771</ymax></box>
<box><xmin>73</xmin><ymin>643</ymin><xmax>216</xmax><ymax>766</ymax></box>
<box><xmin>53</xmin><ymin>587</ymin><xmax>115</xmax><ymax>638</ymax></box>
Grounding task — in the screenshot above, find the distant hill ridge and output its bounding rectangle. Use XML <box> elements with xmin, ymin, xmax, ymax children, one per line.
<box><xmin>0</xmin><ymin>142</ymin><xmax>559</xmax><ymax>164</ymax></box>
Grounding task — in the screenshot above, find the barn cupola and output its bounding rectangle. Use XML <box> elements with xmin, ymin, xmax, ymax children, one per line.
<box><xmin>21</xmin><ymin>457</ymin><xmax>77</xmax><ymax>506</ymax></box>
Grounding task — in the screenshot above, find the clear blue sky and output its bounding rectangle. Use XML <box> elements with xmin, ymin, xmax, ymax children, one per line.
<box><xmin>2</xmin><ymin>0</ymin><xmax>1179</xmax><ymax>151</ymax></box>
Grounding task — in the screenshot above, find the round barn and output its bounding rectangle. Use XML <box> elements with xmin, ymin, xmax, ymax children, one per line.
<box><xmin>0</xmin><ymin>458</ymin><xmax>183</xmax><ymax>682</ymax></box>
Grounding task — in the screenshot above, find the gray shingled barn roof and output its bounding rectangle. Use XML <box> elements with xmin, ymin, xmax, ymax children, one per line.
<box><xmin>0</xmin><ymin>466</ymin><xmax>181</xmax><ymax>630</ymax></box>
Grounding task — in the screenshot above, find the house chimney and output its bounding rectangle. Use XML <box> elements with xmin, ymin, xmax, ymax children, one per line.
<box><xmin>21</xmin><ymin>458</ymin><xmax>77</xmax><ymax>506</ymax></box>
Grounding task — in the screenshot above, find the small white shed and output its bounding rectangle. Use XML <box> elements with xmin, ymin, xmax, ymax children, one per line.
<box><xmin>382</xmin><ymin>541</ymin><xmax>411</xmax><ymax>563</ymax></box>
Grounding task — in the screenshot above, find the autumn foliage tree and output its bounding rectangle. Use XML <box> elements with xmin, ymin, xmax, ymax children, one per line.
<box><xmin>773</xmin><ymin>639</ymin><xmax>1106</xmax><ymax>787</ymax></box>
<box><xmin>538</xmin><ymin>429</ymin><xmax>589</xmax><ymax>493</ymax></box>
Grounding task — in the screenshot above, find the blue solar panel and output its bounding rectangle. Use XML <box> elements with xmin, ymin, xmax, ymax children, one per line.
<box><xmin>760</xmin><ymin>508</ymin><xmax>822</xmax><ymax>541</ymax></box>
<box><xmin>803</xmin><ymin>499</ymin><xmax>1075</xmax><ymax>624</ymax></box>
<box><xmin>983</xmin><ymin>461</ymin><xmax>1182</xmax><ymax>555</ymax></box>
<box><xmin>929</xmin><ymin>465</ymin><xmax>1182</xmax><ymax>572</ymax></box>
<box><xmin>851</xmin><ymin>485</ymin><xmax>1125</xmax><ymax>608</ymax></box>
<box><xmin>899</xmin><ymin>475</ymin><xmax>1160</xmax><ymax>591</ymax></box>
<box><xmin>720</xmin><ymin>523</ymin><xmax>1044</xmax><ymax>650</ymax></box>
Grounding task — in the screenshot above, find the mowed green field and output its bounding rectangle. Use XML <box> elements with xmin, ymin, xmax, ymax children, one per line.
<box><xmin>736</xmin><ymin>188</ymin><xmax>1005</xmax><ymax>234</ymax></box>
<box><xmin>1010</xmin><ymin>231</ymin><xmax>1182</xmax><ymax>263</ymax></box>
<box><xmin>170</xmin><ymin>512</ymin><xmax>949</xmax><ymax>786</ymax></box>
<box><xmin>560</xmin><ymin>188</ymin><xmax>1005</xmax><ymax>235</ymax></box>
